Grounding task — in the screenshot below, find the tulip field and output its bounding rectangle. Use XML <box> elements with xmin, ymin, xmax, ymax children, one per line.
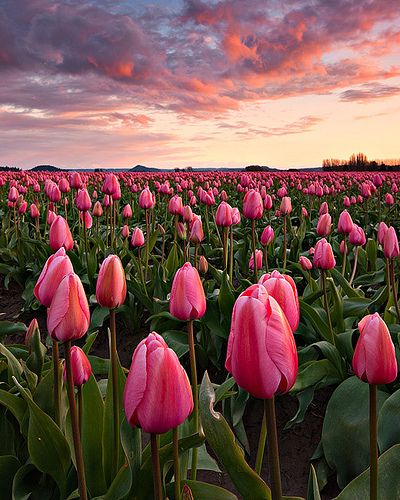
<box><xmin>1</xmin><ymin>169</ymin><xmax>400</xmax><ymax>500</ymax></box>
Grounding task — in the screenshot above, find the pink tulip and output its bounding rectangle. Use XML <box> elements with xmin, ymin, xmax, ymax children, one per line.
<box><xmin>338</xmin><ymin>210</ymin><xmax>354</xmax><ymax>235</ymax></box>
<box><xmin>319</xmin><ymin>201</ymin><xmax>329</xmax><ymax>215</ymax></box>
<box><xmin>102</xmin><ymin>173</ymin><xmax>119</xmax><ymax>195</ymax></box>
<box><xmin>231</xmin><ymin>207</ymin><xmax>241</xmax><ymax>225</ymax></box>
<box><xmin>121</xmin><ymin>225</ymin><xmax>129</xmax><ymax>239</ymax></box>
<box><xmin>124</xmin><ymin>332</ymin><xmax>193</xmax><ymax>433</ymax></box>
<box><xmin>249</xmin><ymin>249</ymin><xmax>263</xmax><ymax>271</ymax></box>
<box><xmin>183</xmin><ymin>205</ymin><xmax>193</xmax><ymax>223</ymax></box>
<box><xmin>168</xmin><ymin>195</ymin><xmax>184</xmax><ymax>216</ymax></box>
<box><xmin>349</xmin><ymin>224</ymin><xmax>366</xmax><ymax>247</ymax></box>
<box><xmin>225</xmin><ymin>284</ymin><xmax>298</xmax><ymax>399</ymax></box>
<box><xmin>243</xmin><ymin>190</ymin><xmax>263</xmax><ymax>219</ymax></box>
<box><xmin>258</xmin><ymin>271</ymin><xmax>300</xmax><ymax>332</ymax></box>
<box><xmin>123</xmin><ymin>204</ymin><xmax>133</xmax><ymax>219</ymax></box>
<box><xmin>189</xmin><ymin>217</ymin><xmax>204</xmax><ymax>244</ymax></box>
<box><xmin>30</xmin><ymin>203</ymin><xmax>39</xmax><ymax>219</ymax></box>
<box><xmin>170</xmin><ymin>262</ymin><xmax>206</xmax><ymax>321</ymax></box>
<box><xmin>377</xmin><ymin>222</ymin><xmax>388</xmax><ymax>246</ymax></box>
<box><xmin>47</xmin><ymin>273</ymin><xmax>90</xmax><ymax>342</ymax></box>
<box><xmin>139</xmin><ymin>188</ymin><xmax>155</xmax><ymax>209</ymax></box>
<box><xmin>64</xmin><ymin>346</ymin><xmax>92</xmax><ymax>386</ymax></box>
<box><xmin>383</xmin><ymin>227</ymin><xmax>399</xmax><ymax>259</ymax></box>
<box><xmin>313</xmin><ymin>238</ymin><xmax>336</xmax><ymax>270</ymax></box>
<box><xmin>299</xmin><ymin>256</ymin><xmax>312</xmax><ymax>271</ymax></box>
<box><xmin>93</xmin><ymin>201</ymin><xmax>103</xmax><ymax>217</ymax></box>
<box><xmin>76</xmin><ymin>188</ymin><xmax>91</xmax><ymax>212</ymax></box>
<box><xmin>49</xmin><ymin>215</ymin><xmax>74</xmax><ymax>252</ymax></box>
<box><xmin>317</xmin><ymin>213</ymin><xmax>332</xmax><ymax>237</ymax></box>
<box><xmin>280</xmin><ymin>196</ymin><xmax>292</xmax><ymax>215</ymax></box>
<box><xmin>34</xmin><ymin>247</ymin><xmax>74</xmax><ymax>307</ymax></box>
<box><xmin>260</xmin><ymin>225</ymin><xmax>274</xmax><ymax>246</ymax></box>
<box><xmin>352</xmin><ymin>313</ymin><xmax>397</xmax><ymax>384</ymax></box>
<box><xmin>131</xmin><ymin>227</ymin><xmax>145</xmax><ymax>247</ymax></box>
<box><xmin>385</xmin><ymin>193</ymin><xmax>394</xmax><ymax>206</ymax></box>
<box><xmin>70</xmin><ymin>172</ymin><xmax>83</xmax><ymax>190</ymax></box>
<box><xmin>96</xmin><ymin>255</ymin><xmax>127</xmax><ymax>309</ymax></box>
<box><xmin>215</xmin><ymin>202</ymin><xmax>233</xmax><ymax>227</ymax></box>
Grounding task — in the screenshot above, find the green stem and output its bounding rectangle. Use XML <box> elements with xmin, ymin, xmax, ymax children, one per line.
<box><xmin>65</xmin><ymin>341</ymin><xmax>88</xmax><ymax>500</ymax></box>
<box><xmin>78</xmin><ymin>385</ymin><xmax>83</xmax><ymax>436</ymax></box>
<box><xmin>173</xmin><ymin>427</ymin><xmax>181</xmax><ymax>500</ymax></box>
<box><xmin>369</xmin><ymin>384</ymin><xmax>378</xmax><ymax>500</ymax></box>
<box><xmin>187</xmin><ymin>320</ymin><xmax>198</xmax><ymax>479</ymax></box>
<box><xmin>349</xmin><ymin>246</ymin><xmax>359</xmax><ymax>286</ymax></box>
<box><xmin>223</xmin><ymin>227</ymin><xmax>228</xmax><ymax>270</ymax></box>
<box><xmin>251</xmin><ymin>219</ymin><xmax>258</xmax><ymax>281</ymax></box>
<box><xmin>151</xmin><ymin>433</ymin><xmax>163</xmax><ymax>500</ymax></box>
<box><xmin>390</xmin><ymin>259</ymin><xmax>400</xmax><ymax>321</ymax></box>
<box><xmin>263</xmin><ymin>246</ymin><xmax>269</xmax><ymax>272</ymax></box>
<box><xmin>265</xmin><ymin>397</ymin><xmax>282</xmax><ymax>500</ymax></box>
<box><xmin>110</xmin><ymin>309</ymin><xmax>120</xmax><ymax>479</ymax></box>
<box><xmin>229</xmin><ymin>226</ymin><xmax>234</xmax><ymax>284</ymax></box>
<box><xmin>145</xmin><ymin>209</ymin><xmax>150</xmax><ymax>281</ymax></box>
<box><xmin>283</xmin><ymin>215</ymin><xmax>287</xmax><ymax>271</ymax></box>
<box><xmin>321</xmin><ymin>270</ymin><xmax>335</xmax><ymax>345</ymax></box>
<box><xmin>255</xmin><ymin>400</ymin><xmax>267</xmax><ymax>475</ymax></box>
<box><xmin>341</xmin><ymin>235</ymin><xmax>347</xmax><ymax>276</ymax></box>
<box><xmin>52</xmin><ymin>340</ymin><xmax>60</xmax><ymax>427</ymax></box>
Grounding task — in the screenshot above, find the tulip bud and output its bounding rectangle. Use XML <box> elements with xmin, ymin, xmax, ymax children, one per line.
<box><xmin>47</xmin><ymin>273</ymin><xmax>90</xmax><ymax>342</ymax></box>
<box><xmin>378</xmin><ymin>222</ymin><xmax>388</xmax><ymax>246</ymax></box>
<box><xmin>383</xmin><ymin>226</ymin><xmax>399</xmax><ymax>259</ymax></box>
<box><xmin>198</xmin><ymin>255</ymin><xmax>208</xmax><ymax>274</ymax></box>
<box><xmin>249</xmin><ymin>249</ymin><xmax>263</xmax><ymax>271</ymax></box>
<box><xmin>280</xmin><ymin>196</ymin><xmax>292</xmax><ymax>215</ymax></box>
<box><xmin>189</xmin><ymin>217</ymin><xmax>204</xmax><ymax>244</ymax></box>
<box><xmin>215</xmin><ymin>202</ymin><xmax>233</xmax><ymax>227</ymax></box>
<box><xmin>124</xmin><ymin>332</ymin><xmax>193</xmax><ymax>433</ymax></box>
<box><xmin>352</xmin><ymin>313</ymin><xmax>397</xmax><ymax>384</ymax></box>
<box><xmin>385</xmin><ymin>193</ymin><xmax>394</xmax><ymax>206</ymax></box>
<box><xmin>76</xmin><ymin>188</ymin><xmax>91</xmax><ymax>212</ymax></box>
<box><xmin>349</xmin><ymin>224</ymin><xmax>366</xmax><ymax>247</ymax></box>
<box><xmin>260</xmin><ymin>225</ymin><xmax>274</xmax><ymax>246</ymax></box>
<box><xmin>121</xmin><ymin>225</ymin><xmax>129</xmax><ymax>239</ymax></box>
<box><xmin>96</xmin><ymin>255</ymin><xmax>127</xmax><ymax>309</ymax></box>
<box><xmin>243</xmin><ymin>190</ymin><xmax>263</xmax><ymax>219</ymax></box>
<box><xmin>313</xmin><ymin>238</ymin><xmax>336</xmax><ymax>270</ymax></box>
<box><xmin>139</xmin><ymin>188</ymin><xmax>155</xmax><ymax>209</ymax></box>
<box><xmin>30</xmin><ymin>203</ymin><xmax>40</xmax><ymax>219</ymax></box>
<box><xmin>93</xmin><ymin>201</ymin><xmax>103</xmax><ymax>217</ymax></box>
<box><xmin>225</xmin><ymin>284</ymin><xmax>298</xmax><ymax>399</ymax></box>
<box><xmin>123</xmin><ymin>204</ymin><xmax>133</xmax><ymax>219</ymax></box>
<box><xmin>316</xmin><ymin>213</ymin><xmax>332</xmax><ymax>237</ymax></box>
<box><xmin>64</xmin><ymin>346</ymin><xmax>92</xmax><ymax>386</ymax></box>
<box><xmin>301</xmin><ymin>207</ymin><xmax>308</xmax><ymax>218</ymax></box>
<box><xmin>25</xmin><ymin>318</ymin><xmax>40</xmax><ymax>347</ymax></box>
<box><xmin>131</xmin><ymin>227</ymin><xmax>145</xmax><ymax>247</ymax></box>
<box><xmin>34</xmin><ymin>247</ymin><xmax>74</xmax><ymax>307</ymax></box>
<box><xmin>299</xmin><ymin>256</ymin><xmax>312</xmax><ymax>271</ymax></box>
<box><xmin>49</xmin><ymin>215</ymin><xmax>74</xmax><ymax>251</ymax></box>
<box><xmin>231</xmin><ymin>207</ymin><xmax>241</xmax><ymax>225</ymax></box>
<box><xmin>176</xmin><ymin>222</ymin><xmax>187</xmax><ymax>240</ymax></box>
<box><xmin>170</xmin><ymin>262</ymin><xmax>206</xmax><ymax>320</ymax></box>
<box><xmin>338</xmin><ymin>210</ymin><xmax>354</xmax><ymax>235</ymax></box>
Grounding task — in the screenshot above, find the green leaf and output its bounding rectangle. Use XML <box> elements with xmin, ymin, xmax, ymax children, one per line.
<box><xmin>329</xmin><ymin>268</ymin><xmax>363</xmax><ymax>298</ymax></box>
<box><xmin>322</xmin><ymin>377</ymin><xmax>389</xmax><ymax>489</ymax></box>
<box><xmin>292</xmin><ymin>359</ymin><xmax>342</xmax><ymax>393</ymax></box>
<box><xmin>378</xmin><ymin>388</ymin><xmax>400</xmax><ymax>453</ymax></box>
<box><xmin>299</xmin><ymin>301</ymin><xmax>334</xmax><ymax>344</ymax></box>
<box><xmin>342</xmin><ymin>297</ymin><xmax>370</xmax><ymax>318</ymax></box>
<box><xmin>0</xmin><ymin>343</ymin><xmax>23</xmax><ymax>385</ymax></box>
<box><xmin>0</xmin><ymin>455</ymin><xmax>20</xmax><ymax>499</ymax></box>
<box><xmin>307</xmin><ymin>464</ymin><xmax>321</xmax><ymax>500</ymax></box>
<box><xmin>335</xmin><ymin>444</ymin><xmax>400</xmax><ymax>499</ymax></box>
<box><xmin>199</xmin><ymin>372</ymin><xmax>271</xmax><ymax>500</ymax></box>
<box><xmin>166</xmin><ymin>479</ymin><xmax>238</xmax><ymax>499</ymax></box>
<box><xmin>285</xmin><ymin>387</ymin><xmax>315</xmax><ymax>429</ymax></box>
<box><xmin>0</xmin><ymin>321</ymin><xmax>27</xmax><ymax>341</ymax></box>
<box><xmin>0</xmin><ymin>389</ymin><xmax>27</xmax><ymax>426</ymax></box>
<box><xmin>82</xmin><ymin>375</ymin><xmax>107</xmax><ymax>496</ymax></box>
<box><xmin>12</xmin><ymin>377</ymin><xmax>71</xmax><ymax>497</ymax></box>
<box><xmin>162</xmin><ymin>330</ymin><xmax>189</xmax><ymax>358</ymax></box>
<box><xmin>82</xmin><ymin>331</ymin><xmax>98</xmax><ymax>355</ymax></box>
<box><xmin>89</xmin><ymin>306</ymin><xmax>109</xmax><ymax>332</ymax></box>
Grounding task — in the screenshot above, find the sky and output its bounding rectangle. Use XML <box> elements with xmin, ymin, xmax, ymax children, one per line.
<box><xmin>1</xmin><ymin>0</ymin><xmax>400</xmax><ymax>170</ymax></box>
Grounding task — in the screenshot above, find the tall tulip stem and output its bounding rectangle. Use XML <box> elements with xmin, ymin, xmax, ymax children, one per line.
<box><xmin>65</xmin><ymin>341</ymin><xmax>88</xmax><ymax>500</ymax></box>
<box><xmin>321</xmin><ymin>271</ymin><xmax>335</xmax><ymax>345</ymax></box>
<box><xmin>52</xmin><ymin>340</ymin><xmax>61</xmax><ymax>427</ymax></box>
<box><xmin>255</xmin><ymin>400</ymin><xmax>267</xmax><ymax>475</ymax></box>
<box><xmin>389</xmin><ymin>259</ymin><xmax>400</xmax><ymax>321</ymax></box>
<box><xmin>283</xmin><ymin>215</ymin><xmax>287</xmax><ymax>271</ymax></box>
<box><xmin>341</xmin><ymin>235</ymin><xmax>347</xmax><ymax>276</ymax></box>
<box><xmin>229</xmin><ymin>226</ymin><xmax>234</xmax><ymax>284</ymax></box>
<box><xmin>265</xmin><ymin>397</ymin><xmax>282</xmax><ymax>500</ymax></box>
<box><xmin>369</xmin><ymin>384</ymin><xmax>378</xmax><ymax>500</ymax></box>
<box><xmin>187</xmin><ymin>319</ymin><xmax>199</xmax><ymax>479</ymax></box>
<box><xmin>145</xmin><ymin>209</ymin><xmax>150</xmax><ymax>280</ymax></box>
<box><xmin>110</xmin><ymin>308</ymin><xmax>120</xmax><ymax>479</ymax></box>
<box><xmin>349</xmin><ymin>246</ymin><xmax>359</xmax><ymax>286</ymax></box>
<box><xmin>151</xmin><ymin>434</ymin><xmax>163</xmax><ymax>500</ymax></box>
<box><xmin>223</xmin><ymin>227</ymin><xmax>228</xmax><ymax>270</ymax></box>
<box><xmin>251</xmin><ymin>219</ymin><xmax>258</xmax><ymax>280</ymax></box>
<box><xmin>173</xmin><ymin>427</ymin><xmax>181</xmax><ymax>500</ymax></box>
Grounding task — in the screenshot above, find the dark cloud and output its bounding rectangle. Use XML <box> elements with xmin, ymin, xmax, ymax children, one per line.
<box><xmin>339</xmin><ymin>83</ymin><xmax>400</xmax><ymax>102</ymax></box>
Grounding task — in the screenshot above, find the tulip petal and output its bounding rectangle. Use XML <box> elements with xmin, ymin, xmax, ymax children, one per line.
<box><xmin>124</xmin><ymin>342</ymin><xmax>147</xmax><ymax>426</ymax></box>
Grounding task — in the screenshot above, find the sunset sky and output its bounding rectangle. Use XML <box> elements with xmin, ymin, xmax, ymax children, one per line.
<box><xmin>1</xmin><ymin>0</ymin><xmax>400</xmax><ymax>170</ymax></box>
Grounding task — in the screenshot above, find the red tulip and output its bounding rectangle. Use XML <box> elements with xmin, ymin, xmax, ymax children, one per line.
<box><xmin>30</xmin><ymin>203</ymin><xmax>39</xmax><ymax>219</ymax></box>
<box><xmin>34</xmin><ymin>247</ymin><xmax>74</xmax><ymax>307</ymax></box>
<box><xmin>64</xmin><ymin>346</ymin><xmax>92</xmax><ymax>386</ymax></box>
<box><xmin>96</xmin><ymin>255</ymin><xmax>127</xmax><ymax>309</ymax></box>
<box><xmin>124</xmin><ymin>332</ymin><xmax>193</xmax><ymax>434</ymax></box>
<box><xmin>170</xmin><ymin>262</ymin><xmax>206</xmax><ymax>320</ymax></box>
<box><xmin>243</xmin><ymin>190</ymin><xmax>263</xmax><ymax>219</ymax></box>
<box><xmin>225</xmin><ymin>284</ymin><xmax>298</xmax><ymax>399</ymax></box>
<box><xmin>260</xmin><ymin>225</ymin><xmax>274</xmax><ymax>246</ymax></box>
<box><xmin>352</xmin><ymin>313</ymin><xmax>397</xmax><ymax>384</ymax></box>
<box><xmin>49</xmin><ymin>215</ymin><xmax>74</xmax><ymax>251</ymax></box>
<box><xmin>313</xmin><ymin>238</ymin><xmax>336</xmax><ymax>270</ymax></box>
<box><xmin>47</xmin><ymin>273</ymin><xmax>90</xmax><ymax>342</ymax></box>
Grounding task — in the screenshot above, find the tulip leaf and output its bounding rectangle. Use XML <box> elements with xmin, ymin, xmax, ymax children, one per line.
<box><xmin>322</xmin><ymin>376</ymin><xmax>389</xmax><ymax>489</ymax></box>
<box><xmin>342</xmin><ymin>297</ymin><xmax>370</xmax><ymax>318</ymax></box>
<box><xmin>166</xmin><ymin>479</ymin><xmax>238</xmax><ymax>499</ymax></box>
<box><xmin>82</xmin><ymin>374</ymin><xmax>107</xmax><ymax>496</ymax></box>
<box><xmin>292</xmin><ymin>359</ymin><xmax>342</xmax><ymax>393</ymax></box>
<box><xmin>0</xmin><ymin>389</ymin><xmax>27</xmax><ymax>426</ymax></box>
<box><xmin>0</xmin><ymin>321</ymin><xmax>27</xmax><ymax>341</ymax></box>
<box><xmin>0</xmin><ymin>455</ymin><xmax>20</xmax><ymax>499</ymax></box>
<box><xmin>12</xmin><ymin>377</ymin><xmax>71</xmax><ymax>498</ymax></box>
<box><xmin>162</xmin><ymin>330</ymin><xmax>189</xmax><ymax>358</ymax></box>
<box><xmin>299</xmin><ymin>301</ymin><xmax>334</xmax><ymax>344</ymax></box>
<box><xmin>199</xmin><ymin>372</ymin><xmax>272</xmax><ymax>500</ymax></box>
<box><xmin>307</xmin><ymin>464</ymin><xmax>321</xmax><ymax>500</ymax></box>
<box><xmin>0</xmin><ymin>343</ymin><xmax>23</xmax><ymax>385</ymax></box>
<box><xmin>329</xmin><ymin>268</ymin><xmax>363</xmax><ymax>298</ymax></box>
<box><xmin>378</xmin><ymin>388</ymin><xmax>400</xmax><ymax>453</ymax></box>
<box><xmin>334</xmin><ymin>444</ymin><xmax>400</xmax><ymax>499</ymax></box>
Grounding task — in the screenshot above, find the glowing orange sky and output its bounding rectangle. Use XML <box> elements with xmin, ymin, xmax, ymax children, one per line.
<box><xmin>0</xmin><ymin>0</ymin><xmax>399</xmax><ymax>169</ymax></box>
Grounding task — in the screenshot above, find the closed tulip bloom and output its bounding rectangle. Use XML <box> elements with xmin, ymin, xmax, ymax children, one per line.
<box><xmin>49</xmin><ymin>215</ymin><xmax>74</xmax><ymax>251</ymax></box>
<box><xmin>34</xmin><ymin>247</ymin><xmax>74</xmax><ymax>307</ymax></box>
<box><xmin>349</xmin><ymin>224</ymin><xmax>366</xmax><ymax>246</ymax></box>
<box><xmin>340</xmin><ymin>240</ymin><xmax>347</xmax><ymax>255</ymax></box>
<box><xmin>59</xmin><ymin>178</ymin><xmax>70</xmax><ymax>193</ymax></box>
<box><xmin>352</xmin><ymin>313</ymin><xmax>397</xmax><ymax>384</ymax></box>
<box><xmin>47</xmin><ymin>210</ymin><xmax>56</xmax><ymax>225</ymax></box>
<box><xmin>18</xmin><ymin>201</ymin><xmax>28</xmax><ymax>214</ymax></box>
<box><xmin>47</xmin><ymin>273</ymin><xmax>90</xmax><ymax>342</ymax></box>
<box><xmin>280</xmin><ymin>196</ymin><xmax>292</xmax><ymax>215</ymax></box>
<box><xmin>243</xmin><ymin>189</ymin><xmax>263</xmax><ymax>219</ymax></box>
<box><xmin>319</xmin><ymin>201</ymin><xmax>329</xmax><ymax>215</ymax></box>
<box><xmin>70</xmin><ymin>172</ymin><xmax>83</xmax><ymax>190</ymax></box>
<box><xmin>30</xmin><ymin>203</ymin><xmax>39</xmax><ymax>219</ymax></box>
<box><xmin>264</xmin><ymin>194</ymin><xmax>273</xmax><ymax>210</ymax></box>
<box><xmin>198</xmin><ymin>255</ymin><xmax>208</xmax><ymax>274</ymax></box>
<box><xmin>25</xmin><ymin>318</ymin><xmax>40</xmax><ymax>347</ymax></box>
<box><xmin>225</xmin><ymin>284</ymin><xmax>298</xmax><ymax>399</ymax></box>
<box><xmin>383</xmin><ymin>227</ymin><xmax>399</xmax><ymax>259</ymax></box>
<box><xmin>343</xmin><ymin>196</ymin><xmax>351</xmax><ymax>207</ymax></box>
<box><xmin>183</xmin><ymin>205</ymin><xmax>193</xmax><ymax>223</ymax></box>
<box><xmin>378</xmin><ymin>222</ymin><xmax>388</xmax><ymax>246</ymax></box>
<box><xmin>139</xmin><ymin>187</ymin><xmax>154</xmax><ymax>209</ymax></box>
<box><xmin>64</xmin><ymin>346</ymin><xmax>92</xmax><ymax>386</ymax></box>
<box><xmin>189</xmin><ymin>217</ymin><xmax>204</xmax><ymax>244</ymax></box>
<box><xmin>121</xmin><ymin>225</ymin><xmax>129</xmax><ymax>239</ymax></box>
<box><xmin>93</xmin><ymin>201</ymin><xmax>103</xmax><ymax>217</ymax></box>
<box><xmin>215</xmin><ymin>202</ymin><xmax>233</xmax><ymax>227</ymax></box>
<box><xmin>301</xmin><ymin>207</ymin><xmax>308</xmax><ymax>218</ymax></box>
<box><xmin>176</xmin><ymin>222</ymin><xmax>187</xmax><ymax>240</ymax></box>
<box><xmin>249</xmin><ymin>249</ymin><xmax>263</xmax><ymax>271</ymax></box>
<box><xmin>124</xmin><ymin>332</ymin><xmax>193</xmax><ymax>434</ymax></box>
<box><xmin>131</xmin><ymin>227</ymin><xmax>145</xmax><ymax>247</ymax></box>
<box><xmin>102</xmin><ymin>173</ymin><xmax>119</xmax><ymax>195</ymax></box>
<box><xmin>258</xmin><ymin>270</ymin><xmax>300</xmax><ymax>332</ymax></box>
<box><xmin>170</xmin><ymin>262</ymin><xmax>206</xmax><ymax>320</ymax></box>
<box><xmin>8</xmin><ymin>186</ymin><xmax>18</xmax><ymax>202</ymax></box>
<box><xmin>168</xmin><ymin>195</ymin><xmax>184</xmax><ymax>216</ymax></box>
<box><xmin>313</xmin><ymin>238</ymin><xmax>336</xmax><ymax>270</ymax></box>
<box><xmin>76</xmin><ymin>188</ymin><xmax>91</xmax><ymax>212</ymax></box>
<box><xmin>299</xmin><ymin>256</ymin><xmax>312</xmax><ymax>271</ymax></box>
<box><xmin>385</xmin><ymin>193</ymin><xmax>394</xmax><ymax>206</ymax></box>
<box><xmin>231</xmin><ymin>207</ymin><xmax>241</xmax><ymax>225</ymax></box>
<box><xmin>123</xmin><ymin>204</ymin><xmax>133</xmax><ymax>219</ymax></box>
<box><xmin>96</xmin><ymin>255</ymin><xmax>127</xmax><ymax>309</ymax></box>
<box><xmin>317</xmin><ymin>213</ymin><xmax>332</xmax><ymax>237</ymax></box>
<box><xmin>338</xmin><ymin>210</ymin><xmax>354</xmax><ymax>234</ymax></box>
<box><xmin>80</xmin><ymin>210</ymin><xmax>92</xmax><ymax>229</ymax></box>
<box><xmin>260</xmin><ymin>225</ymin><xmax>274</xmax><ymax>246</ymax></box>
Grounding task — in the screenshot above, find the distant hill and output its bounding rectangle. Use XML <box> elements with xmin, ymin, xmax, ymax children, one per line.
<box><xmin>130</xmin><ymin>165</ymin><xmax>160</xmax><ymax>172</ymax></box>
<box><xmin>31</xmin><ymin>165</ymin><xmax>64</xmax><ymax>172</ymax></box>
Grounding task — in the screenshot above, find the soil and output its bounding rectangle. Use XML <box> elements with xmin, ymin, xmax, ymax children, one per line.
<box><xmin>0</xmin><ymin>278</ymin><xmax>340</xmax><ymax>499</ymax></box>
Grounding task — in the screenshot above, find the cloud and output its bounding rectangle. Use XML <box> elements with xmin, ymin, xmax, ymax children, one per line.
<box><xmin>339</xmin><ymin>83</ymin><xmax>400</xmax><ymax>102</ymax></box>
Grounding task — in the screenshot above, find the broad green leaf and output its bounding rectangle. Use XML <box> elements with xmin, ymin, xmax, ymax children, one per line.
<box><xmin>162</xmin><ymin>330</ymin><xmax>189</xmax><ymax>358</ymax></box>
<box><xmin>0</xmin><ymin>321</ymin><xmax>27</xmax><ymax>341</ymax></box>
<box><xmin>342</xmin><ymin>297</ymin><xmax>370</xmax><ymax>318</ymax></box>
<box><xmin>335</xmin><ymin>444</ymin><xmax>400</xmax><ymax>499</ymax></box>
<box><xmin>322</xmin><ymin>377</ymin><xmax>389</xmax><ymax>489</ymax></box>
<box><xmin>0</xmin><ymin>455</ymin><xmax>20</xmax><ymax>499</ymax></box>
<box><xmin>166</xmin><ymin>479</ymin><xmax>238</xmax><ymax>499</ymax></box>
<box><xmin>0</xmin><ymin>343</ymin><xmax>23</xmax><ymax>385</ymax></box>
<box><xmin>199</xmin><ymin>372</ymin><xmax>271</xmax><ymax>500</ymax></box>
<box><xmin>299</xmin><ymin>301</ymin><xmax>334</xmax><ymax>344</ymax></box>
<box><xmin>307</xmin><ymin>464</ymin><xmax>321</xmax><ymax>500</ymax></box>
<box><xmin>0</xmin><ymin>389</ymin><xmax>27</xmax><ymax>425</ymax></box>
<box><xmin>378</xmin><ymin>388</ymin><xmax>400</xmax><ymax>453</ymax></box>
<box><xmin>292</xmin><ymin>359</ymin><xmax>342</xmax><ymax>393</ymax></box>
